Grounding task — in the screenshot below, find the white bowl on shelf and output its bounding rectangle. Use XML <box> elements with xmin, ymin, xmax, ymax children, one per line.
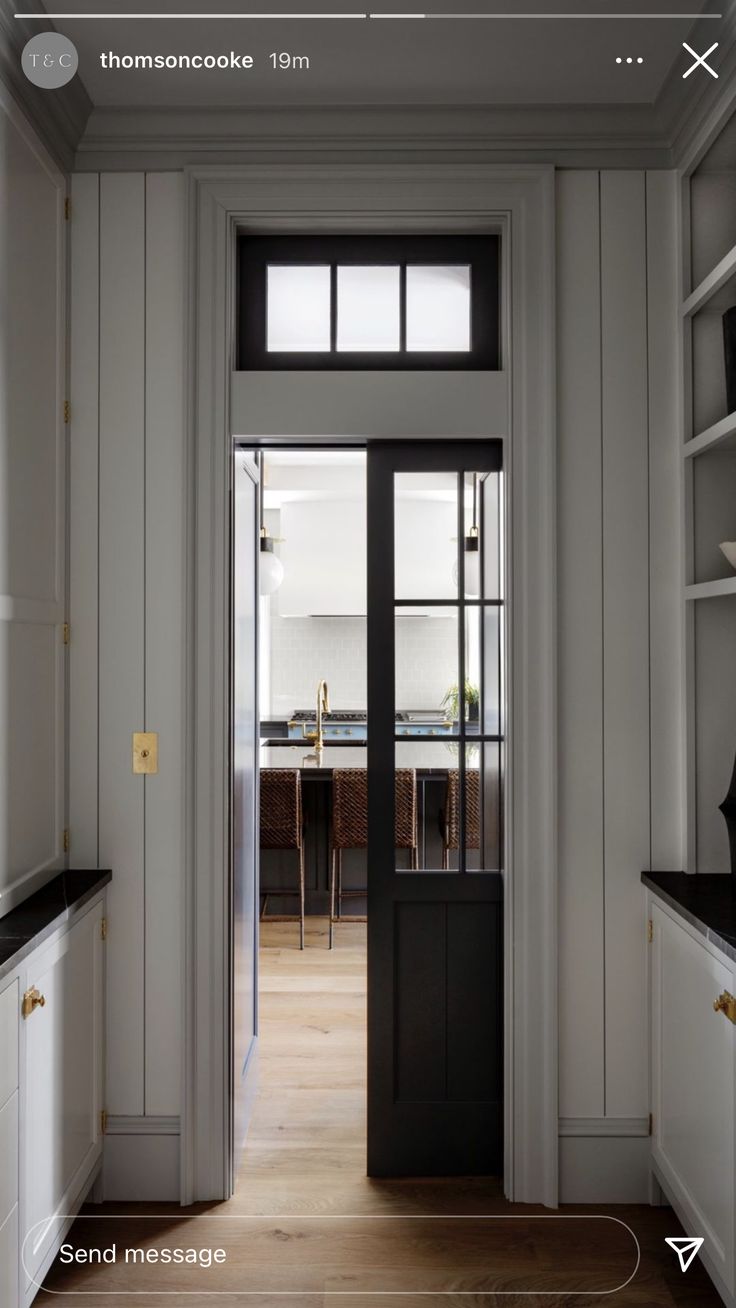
<box><xmin>719</xmin><ymin>542</ymin><xmax>736</xmax><ymax>571</ymax></box>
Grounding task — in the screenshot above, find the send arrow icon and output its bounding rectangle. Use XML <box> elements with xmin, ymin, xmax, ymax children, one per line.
<box><xmin>665</xmin><ymin>1237</ymin><xmax>704</xmax><ymax>1272</ymax></box>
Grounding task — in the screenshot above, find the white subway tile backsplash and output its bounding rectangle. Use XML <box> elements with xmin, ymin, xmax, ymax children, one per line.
<box><xmin>268</xmin><ymin>615</ymin><xmax>457</xmax><ymax>716</ymax></box>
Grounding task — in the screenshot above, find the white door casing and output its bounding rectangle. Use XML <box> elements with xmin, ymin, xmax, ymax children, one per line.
<box><xmin>184</xmin><ymin>164</ymin><xmax>557</xmax><ymax>1206</ymax></box>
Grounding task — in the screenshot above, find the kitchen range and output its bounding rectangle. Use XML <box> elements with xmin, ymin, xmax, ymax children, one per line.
<box><xmin>282</xmin><ymin>709</ymin><xmax>455</xmax><ymax>742</ymax></box>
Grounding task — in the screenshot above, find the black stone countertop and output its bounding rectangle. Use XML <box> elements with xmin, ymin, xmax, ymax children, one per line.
<box><xmin>0</xmin><ymin>869</ymin><xmax>111</xmax><ymax>983</ymax></box>
<box><xmin>642</xmin><ymin>870</ymin><xmax>736</xmax><ymax>965</ymax></box>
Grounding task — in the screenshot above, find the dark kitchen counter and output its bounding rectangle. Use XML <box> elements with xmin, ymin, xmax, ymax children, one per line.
<box><xmin>259</xmin><ymin>741</ymin><xmax>478</xmax><ymax>774</ymax></box>
<box><xmin>642</xmin><ymin>870</ymin><xmax>736</xmax><ymax>965</ymax></box>
<box><xmin>0</xmin><ymin>869</ymin><xmax>112</xmax><ymax>982</ymax></box>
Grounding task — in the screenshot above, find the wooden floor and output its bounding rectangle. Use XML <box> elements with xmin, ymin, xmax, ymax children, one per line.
<box><xmin>42</xmin><ymin>918</ymin><xmax>720</xmax><ymax>1307</ymax></box>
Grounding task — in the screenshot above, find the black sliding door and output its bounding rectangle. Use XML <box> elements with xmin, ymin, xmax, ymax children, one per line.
<box><xmin>367</xmin><ymin>441</ymin><xmax>504</xmax><ymax>1177</ymax></box>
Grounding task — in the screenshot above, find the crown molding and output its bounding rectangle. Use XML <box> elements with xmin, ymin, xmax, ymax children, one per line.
<box><xmin>0</xmin><ymin>0</ymin><xmax>92</xmax><ymax>173</ymax></box>
<box><xmin>74</xmin><ymin>101</ymin><xmax>674</xmax><ymax>171</ymax></box>
<box><xmin>653</xmin><ymin>0</ymin><xmax>736</xmax><ymax>170</ymax></box>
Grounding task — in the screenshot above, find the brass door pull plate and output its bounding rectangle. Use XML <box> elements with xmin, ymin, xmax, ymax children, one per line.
<box><xmin>133</xmin><ymin>732</ymin><xmax>158</xmax><ymax>774</ymax></box>
<box><xmin>714</xmin><ymin>991</ymin><xmax>736</xmax><ymax>1023</ymax></box>
<box><xmin>22</xmin><ymin>987</ymin><xmax>45</xmax><ymax>1019</ymax></box>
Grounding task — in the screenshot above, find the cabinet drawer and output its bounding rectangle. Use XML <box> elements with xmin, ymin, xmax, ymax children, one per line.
<box><xmin>0</xmin><ymin>1205</ymin><xmax>18</xmax><ymax>1308</ymax></box>
<box><xmin>0</xmin><ymin>1092</ymin><xmax>18</xmax><ymax>1228</ymax></box>
<box><xmin>0</xmin><ymin>981</ymin><xmax>18</xmax><ymax>1109</ymax></box>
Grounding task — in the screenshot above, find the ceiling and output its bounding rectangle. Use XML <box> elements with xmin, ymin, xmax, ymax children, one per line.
<box><xmin>22</xmin><ymin>0</ymin><xmax>725</xmax><ymax>107</ymax></box>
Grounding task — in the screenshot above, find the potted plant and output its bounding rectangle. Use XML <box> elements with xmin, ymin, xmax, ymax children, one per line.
<box><xmin>442</xmin><ymin>681</ymin><xmax>480</xmax><ymax>724</ymax></box>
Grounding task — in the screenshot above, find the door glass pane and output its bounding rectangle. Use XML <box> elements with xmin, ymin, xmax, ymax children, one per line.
<box><xmin>465</xmin><ymin>605</ymin><xmax>502</xmax><ymax>738</ymax></box>
<box><xmin>337</xmin><ymin>265</ymin><xmax>400</xmax><ymax>352</ymax></box>
<box><xmin>266</xmin><ymin>265</ymin><xmax>331</xmax><ymax>352</ymax></box>
<box><xmin>394</xmin><ymin>472</ymin><xmax>458</xmax><ymax>600</ymax></box>
<box><xmin>395</xmin><ymin>609</ymin><xmax>458</xmax><ymax>730</ymax></box>
<box><xmin>483</xmin><ymin>472</ymin><xmax>502</xmax><ymax>601</ymax></box>
<box><xmin>395</xmin><ymin>740</ymin><xmax>463</xmax><ymax>872</ymax></box>
<box><xmin>406</xmin><ymin>264</ymin><xmax>471</xmax><ymax>352</ymax></box>
<box><xmin>465</xmin><ymin>741</ymin><xmax>502</xmax><ymax>872</ymax></box>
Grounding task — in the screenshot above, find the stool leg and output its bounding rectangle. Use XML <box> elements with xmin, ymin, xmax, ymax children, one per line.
<box><xmin>337</xmin><ymin>849</ymin><xmax>343</xmax><ymax>920</ymax></box>
<box><xmin>329</xmin><ymin>848</ymin><xmax>336</xmax><ymax>950</ymax></box>
<box><xmin>298</xmin><ymin>842</ymin><xmax>305</xmax><ymax>950</ymax></box>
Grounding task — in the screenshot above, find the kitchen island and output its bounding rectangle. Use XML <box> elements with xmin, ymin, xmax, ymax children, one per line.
<box><xmin>258</xmin><ymin>740</ymin><xmax>498</xmax><ymax>917</ymax></box>
<box><xmin>259</xmin><ymin>740</ymin><xmax>471</xmax><ymax>774</ymax></box>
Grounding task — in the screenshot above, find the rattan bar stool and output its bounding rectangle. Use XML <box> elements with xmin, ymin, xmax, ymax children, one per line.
<box><xmin>259</xmin><ymin>768</ymin><xmax>306</xmax><ymax>950</ymax></box>
<box><xmin>329</xmin><ymin>768</ymin><xmax>418</xmax><ymax>949</ymax></box>
<box><xmin>441</xmin><ymin>769</ymin><xmax>480</xmax><ymax>870</ymax></box>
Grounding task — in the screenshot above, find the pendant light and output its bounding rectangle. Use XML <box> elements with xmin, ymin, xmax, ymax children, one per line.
<box><xmin>452</xmin><ymin>473</ymin><xmax>480</xmax><ymax>597</ymax></box>
<box><xmin>258</xmin><ymin>454</ymin><xmax>284</xmax><ymax>596</ymax></box>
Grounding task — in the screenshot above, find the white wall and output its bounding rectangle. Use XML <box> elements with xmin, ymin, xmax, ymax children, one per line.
<box><xmin>0</xmin><ymin>92</ymin><xmax>66</xmax><ymax>914</ymax></box>
<box><xmin>69</xmin><ymin>171</ymin><xmax>185</xmax><ymax>1199</ymax></box>
<box><xmin>66</xmin><ymin>164</ymin><xmax>681</xmax><ymax>1203</ymax></box>
<box><xmin>557</xmin><ymin>170</ymin><xmax>681</xmax><ymax>1199</ymax></box>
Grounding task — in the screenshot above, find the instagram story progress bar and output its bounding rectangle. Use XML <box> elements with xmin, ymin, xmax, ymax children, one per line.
<box><xmin>14</xmin><ymin>9</ymin><xmax>724</xmax><ymax>17</ymax></box>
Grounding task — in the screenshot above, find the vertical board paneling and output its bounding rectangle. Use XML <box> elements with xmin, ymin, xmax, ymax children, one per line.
<box><xmin>0</xmin><ymin>101</ymin><xmax>65</xmax><ymax>906</ymax></box>
<box><xmin>144</xmin><ymin>173</ymin><xmax>185</xmax><ymax>1115</ymax></box>
<box><xmin>556</xmin><ymin>171</ymin><xmax>605</xmax><ymax>1119</ymax></box>
<box><xmin>99</xmin><ymin>173</ymin><xmax>146</xmax><ymax>1116</ymax></box>
<box><xmin>69</xmin><ymin>174</ymin><xmax>100</xmax><ymax>867</ymax></box>
<box><xmin>647</xmin><ymin>171</ymin><xmax>683</xmax><ymax>871</ymax></box>
<box><xmin>600</xmin><ymin>171</ymin><xmax>650</xmax><ymax>1119</ymax></box>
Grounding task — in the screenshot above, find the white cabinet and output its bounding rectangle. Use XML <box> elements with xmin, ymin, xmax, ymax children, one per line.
<box><xmin>650</xmin><ymin>899</ymin><xmax>736</xmax><ymax>1303</ymax></box>
<box><xmin>21</xmin><ymin>899</ymin><xmax>104</xmax><ymax>1302</ymax></box>
<box><xmin>0</xmin><ymin>980</ymin><xmax>19</xmax><ymax>1307</ymax></box>
<box><xmin>0</xmin><ymin>890</ymin><xmax>105</xmax><ymax>1308</ymax></box>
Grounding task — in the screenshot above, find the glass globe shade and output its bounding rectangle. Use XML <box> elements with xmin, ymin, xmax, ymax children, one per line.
<box><xmin>259</xmin><ymin>548</ymin><xmax>284</xmax><ymax>596</ymax></box>
<box><xmin>452</xmin><ymin>546</ymin><xmax>480</xmax><ymax>598</ymax></box>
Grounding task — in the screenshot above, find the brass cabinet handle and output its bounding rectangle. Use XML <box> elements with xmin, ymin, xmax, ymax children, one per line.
<box><xmin>713</xmin><ymin>991</ymin><xmax>736</xmax><ymax>1024</ymax></box>
<box><xmin>21</xmin><ymin>986</ymin><xmax>46</xmax><ymax>1019</ymax></box>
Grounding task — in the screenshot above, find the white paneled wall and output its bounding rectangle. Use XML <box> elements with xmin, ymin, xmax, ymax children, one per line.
<box><xmin>65</xmin><ymin>162</ymin><xmax>681</xmax><ymax>1204</ymax></box>
<box><xmin>557</xmin><ymin>170</ymin><xmax>680</xmax><ymax>1197</ymax></box>
<box><xmin>0</xmin><ymin>93</ymin><xmax>66</xmax><ymax>912</ymax></box>
<box><xmin>69</xmin><ymin>172</ymin><xmax>185</xmax><ymax>1197</ymax></box>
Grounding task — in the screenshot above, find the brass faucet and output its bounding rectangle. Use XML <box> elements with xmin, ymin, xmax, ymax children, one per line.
<box><xmin>305</xmin><ymin>679</ymin><xmax>330</xmax><ymax>751</ymax></box>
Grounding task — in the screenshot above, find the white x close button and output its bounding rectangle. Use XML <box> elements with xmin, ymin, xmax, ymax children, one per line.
<box><xmin>682</xmin><ymin>41</ymin><xmax>719</xmax><ymax>79</ymax></box>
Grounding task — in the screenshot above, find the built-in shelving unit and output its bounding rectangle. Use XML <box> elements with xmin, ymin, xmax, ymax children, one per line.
<box><xmin>681</xmin><ymin>103</ymin><xmax>736</xmax><ymax>874</ymax></box>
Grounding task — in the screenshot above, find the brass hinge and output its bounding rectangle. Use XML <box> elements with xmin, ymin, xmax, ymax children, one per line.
<box><xmin>64</xmin><ymin>196</ymin><xmax>71</xmax><ymax>221</ymax></box>
<box><xmin>63</xmin><ymin>400</ymin><xmax>71</xmax><ymax>424</ymax></box>
<box><xmin>647</xmin><ymin>919</ymin><xmax>654</xmax><ymax>943</ymax></box>
<box><xmin>100</xmin><ymin>1109</ymin><xmax>107</xmax><ymax>1135</ymax></box>
<box><xmin>101</xmin><ymin>917</ymin><xmax>107</xmax><ymax>941</ymax></box>
<box><xmin>649</xmin><ymin>1112</ymin><xmax>653</xmax><ymax>1136</ymax></box>
<box><xmin>62</xmin><ymin>622</ymin><xmax>70</xmax><ymax>646</ymax></box>
<box><xmin>63</xmin><ymin>828</ymin><xmax>70</xmax><ymax>853</ymax></box>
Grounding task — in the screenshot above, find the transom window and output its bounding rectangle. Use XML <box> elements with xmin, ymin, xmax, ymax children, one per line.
<box><xmin>237</xmin><ymin>235</ymin><xmax>500</xmax><ymax>370</ymax></box>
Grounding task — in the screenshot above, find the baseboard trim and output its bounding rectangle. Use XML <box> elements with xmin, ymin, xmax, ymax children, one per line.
<box><xmin>559</xmin><ymin>1116</ymin><xmax>650</xmax><ymax>1138</ymax></box>
<box><xmin>559</xmin><ymin>1134</ymin><xmax>651</xmax><ymax>1203</ymax></box>
<box><xmin>102</xmin><ymin>1118</ymin><xmax>180</xmax><ymax>1201</ymax></box>
<box><xmin>105</xmin><ymin>1115</ymin><xmax>180</xmax><ymax>1136</ymax></box>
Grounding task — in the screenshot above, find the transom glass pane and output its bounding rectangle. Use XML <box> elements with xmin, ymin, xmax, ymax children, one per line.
<box><xmin>406</xmin><ymin>264</ymin><xmax>471</xmax><ymax>352</ymax></box>
<box><xmin>266</xmin><ymin>265</ymin><xmax>331</xmax><ymax>352</ymax></box>
<box><xmin>337</xmin><ymin>265</ymin><xmax>400</xmax><ymax>352</ymax></box>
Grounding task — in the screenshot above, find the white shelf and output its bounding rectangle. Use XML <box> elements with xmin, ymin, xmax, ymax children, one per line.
<box><xmin>685</xmin><ymin>577</ymin><xmax>736</xmax><ymax>601</ymax></box>
<box><xmin>682</xmin><ymin>242</ymin><xmax>736</xmax><ymax>318</ymax></box>
<box><xmin>684</xmin><ymin>411</ymin><xmax>736</xmax><ymax>459</ymax></box>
